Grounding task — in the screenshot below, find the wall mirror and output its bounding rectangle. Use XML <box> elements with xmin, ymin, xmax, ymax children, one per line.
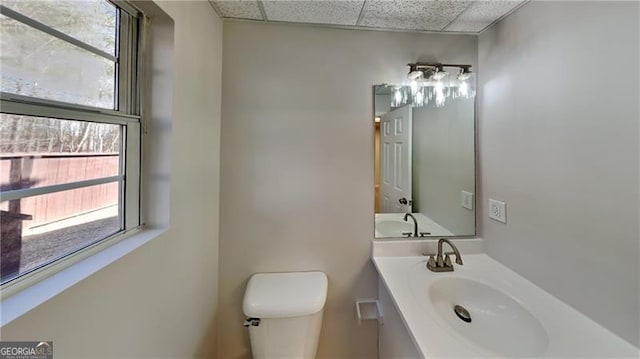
<box><xmin>374</xmin><ymin>65</ymin><xmax>476</xmax><ymax>239</ymax></box>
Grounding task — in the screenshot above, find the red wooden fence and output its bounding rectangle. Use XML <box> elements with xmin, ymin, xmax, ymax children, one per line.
<box><xmin>0</xmin><ymin>153</ymin><xmax>120</xmax><ymax>227</ymax></box>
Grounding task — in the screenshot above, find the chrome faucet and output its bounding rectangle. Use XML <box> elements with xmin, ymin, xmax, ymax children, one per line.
<box><xmin>403</xmin><ymin>213</ymin><xmax>419</xmax><ymax>238</ymax></box>
<box><xmin>425</xmin><ymin>238</ymin><xmax>464</xmax><ymax>272</ymax></box>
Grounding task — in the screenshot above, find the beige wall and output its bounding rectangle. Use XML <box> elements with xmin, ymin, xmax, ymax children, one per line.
<box><xmin>219</xmin><ymin>21</ymin><xmax>476</xmax><ymax>358</ymax></box>
<box><xmin>478</xmin><ymin>1</ymin><xmax>639</xmax><ymax>346</ymax></box>
<box><xmin>412</xmin><ymin>97</ymin><xmax>475</xmax><ymax>235</ymax></box>
<box><xmin>0</xmin><ymin>1</ymin><xmax>223</xmax><ymax>357</ymax></box>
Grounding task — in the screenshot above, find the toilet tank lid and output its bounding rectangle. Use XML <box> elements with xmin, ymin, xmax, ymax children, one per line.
<box><xmin>243</xmin><ymin>271</ymin><xmax>328</xmax><ymax>318</ymax></box>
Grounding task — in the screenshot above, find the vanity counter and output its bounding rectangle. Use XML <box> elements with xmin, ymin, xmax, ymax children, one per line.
<box><xmin>373</xmin><ymin>250</ymin><xmax>639</xmax><ymax>358</ymax></box>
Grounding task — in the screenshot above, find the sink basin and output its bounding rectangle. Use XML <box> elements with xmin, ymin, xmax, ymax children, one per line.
<box><xmin>375</xmin><ymin>254</ymin><xmax>638</xmax><ymax>358</ymax></box>
<box><xmin>428</xmin><ymin>277</ymin><xmax>549</xmax><ymax>356</ymax></box>
<box><xmin>375</xmin><ymin>220</ymin><xmax>413</xmax><ymax>236</ymax></box>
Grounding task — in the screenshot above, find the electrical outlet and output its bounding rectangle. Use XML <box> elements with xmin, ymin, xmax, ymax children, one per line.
<box><xmin>489</xmin><ymin>199</ymin><xmax>506</xmax><ymax>223</ymax></box>
<box><xmin>461</xmin><ymin>191</ymin><xmax>473</xmax><ymax>210</ymax></box>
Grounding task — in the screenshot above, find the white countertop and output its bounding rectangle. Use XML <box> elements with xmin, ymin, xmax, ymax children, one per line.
<box><xmin>373</xmin><ymin>253</ymin><xmax>639</xmax><ymax>358</ymax></box>
<box><xmin>375</xmin><ymin>213</ymin><xmax>454</xmax><ymax>238</ymax></box>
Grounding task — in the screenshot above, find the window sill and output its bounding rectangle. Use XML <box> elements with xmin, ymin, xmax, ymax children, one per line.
<box><xmin>0</xmin><ymin>227</ymin><xmax>167</xmax><ymax>326</ymax></box>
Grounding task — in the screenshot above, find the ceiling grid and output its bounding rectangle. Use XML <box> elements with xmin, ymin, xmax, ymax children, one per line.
<box><xmin>210</xmin><ymin>0</ymin><xmax>527</xmax><ymax>33</ymax></box>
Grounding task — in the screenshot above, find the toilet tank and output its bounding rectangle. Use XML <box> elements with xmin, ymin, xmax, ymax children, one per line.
<box><xmin>243</xmin><ymin>271</ymin><xmax>328</xmax><ymax>359</ymax></box>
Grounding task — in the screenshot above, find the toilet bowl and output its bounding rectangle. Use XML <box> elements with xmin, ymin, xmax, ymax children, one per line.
<box><xmin>243</xmin><ymin>271</ymin><xmax>328</xmax><ymax>359</ymax></box>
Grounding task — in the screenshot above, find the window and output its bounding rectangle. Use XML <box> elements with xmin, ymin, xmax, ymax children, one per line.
<box><xmin>0</xmin><ymin>0</ymin><xmax>143</xmax><ymax>286</ymax></box>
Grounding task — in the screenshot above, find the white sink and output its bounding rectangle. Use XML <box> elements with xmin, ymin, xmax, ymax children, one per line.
<box><xmin>373</xmin><ymin>253</ymin><xmax>639</xmax><ymax>358</ymax></box>
<box><xmin>428</xmin><ymin>277</ymin><xmax>548</xmax><ymax>357</ymax></box>
<box><xmin>375</xmin><ymin>220</ymin><xmax>413</xmax><ymax>236</ymax></box>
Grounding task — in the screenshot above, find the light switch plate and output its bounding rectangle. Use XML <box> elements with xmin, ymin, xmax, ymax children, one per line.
<box><xmin>461</xmin><ymin>191</ymin><xmax>473</xmax><ymax>210</ymax></box>
<box><xmin>489</xmin><ymin>199</ymin><xmax>506</xmax><ymax>223</ymax></box>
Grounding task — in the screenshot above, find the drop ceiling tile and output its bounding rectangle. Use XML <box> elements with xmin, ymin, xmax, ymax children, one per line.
<box><xmin>444</xmin><ymin>1</ymin><xmax>525</xmax><ymax>32</ymax></box>
<box><xmin>212</xmin><ymin>1</ymin><xmax>263</xmax><ymax>20</ymax></box>
<box><xmin>359</xmin><ymin>0</ymin><xmax>472</xmax><ymax>31</ymax></box>
<box><xmin>262</xmin><ymin>1</ymin><xmax>364</xmax><ymax>25</ymax></box>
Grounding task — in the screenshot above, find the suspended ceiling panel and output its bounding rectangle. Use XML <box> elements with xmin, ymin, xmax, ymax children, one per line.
<box><xmin>209</xmin><ymin>0</ymin><xmax>526</xmax><ymax>33</ymax></box>
<box><xmin>443</xmin><ymin>1</ymin><xmax>524</xmax><ymax>32</ymax></box>
<box><xmin>263</xmin><ymin>1</ymin><xmax>363</xmax><ymax>25</ymax></box>
<box><xmin>213</xmin><ymin>1</ymin><xmax>263</xmax><ymax>20</ymax></box>
<box><xmin>359</xmin><ymin>0</ymin><xmax>471</xmax><ymax>31</ymax></box>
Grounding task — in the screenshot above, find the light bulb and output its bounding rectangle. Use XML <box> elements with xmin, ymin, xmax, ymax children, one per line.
<box><xmin>455</xmin><ymin>69</ymin><xmax>475</xmax><ymax>99</ymax></box>
<box><xmin>432</xmin><ymin>69</ymin><xmax>448</xmax><ymax>81</ymax></box>
<box><xmin>408</xmin><ymin>70</ymin><xmax>422</xmax><ymax>81</ymax></box>
<box><xmin>458</xmin><ymin>67</ymin><xmax>472</xmax><ymax>81</ymax></box>
<box><xmin>458</xmin><ymin>72</ymin><xmax>471</xmax><ymax>81</ymax></box>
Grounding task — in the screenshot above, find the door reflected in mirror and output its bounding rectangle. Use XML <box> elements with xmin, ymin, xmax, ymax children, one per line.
<box><xmin>374</xmin><ymin>84</ymin><xmax>475</xmax><ymax>239</ymax></box>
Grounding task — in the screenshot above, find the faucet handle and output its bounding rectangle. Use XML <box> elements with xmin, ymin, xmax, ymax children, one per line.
<box><xmin>419</xmin><ymin>232</ymin><xmax>431</xmax><ymax>237</ymax></box>
<box><xmin>426</xmin><ymin>255</ymin><xmax>437</xmax><ymax>269</ymax></box>
<box><xmin>402</xmin><ymin>232</ymin><xmax>413</xmax><ymax>237</ymax></box>
<box><xmin>444</xmin><ymin>251</ymin><xmax>463</xmax><ymax>265</ymax></box>
<box><xmin>444</xmin><ymin>254</ymin><xmax>452</xmax><ymax>267</ymax></box>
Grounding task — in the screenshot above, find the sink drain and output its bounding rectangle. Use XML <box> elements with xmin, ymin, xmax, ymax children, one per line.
<box><xmin>454</xmin><ymin>305</ymin><xmax>471</xmax><ymax>323</ymax></box>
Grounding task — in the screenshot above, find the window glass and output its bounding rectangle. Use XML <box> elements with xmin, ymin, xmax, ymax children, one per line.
<box><xmin>1</xmin><ymin>0</ymin><xmax>117</xmax><ymax>56</ymax></box>
<box><xmin>0</xmin><ymin>114</ymin><xmax>122</xmax><ymax>190</ymax></box>
<box><xmin>0</xmin><ymin>0</ymin><xmax>139</xmax><ymax>287</ymax></box>
<box><xmin>1</xmin><ymin>182</ymin><xmax>121</xmax><ymax>283</ymax></box>
<box><xmin>0</xmin><ymin>14</ymin><xmax>116</xmax><ymax>108</ymax></box>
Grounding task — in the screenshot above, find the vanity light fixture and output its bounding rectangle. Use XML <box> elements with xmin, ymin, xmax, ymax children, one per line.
<box><xmin>457</xmin><ymin>66</ymin><xmax>472</xmax><ymax>81</ymax></box>
<box><xmin>407</xmin><ymin>63</ymin><xmax>472</xmax><ymax>81</ymax></box>
<box><xmin>408</xmin><ymin>71</ymin><xmax>423</xmax><ymax>80</ymax></box>
<box><xmin>404</xmin><ymin>62</ymin><xmax>475</xmax><ymax>107</ymax></box>
<box><xmin>407</xmin><ymin>65</ymin><xmax>423</xmax><ymax>81</ymax></box>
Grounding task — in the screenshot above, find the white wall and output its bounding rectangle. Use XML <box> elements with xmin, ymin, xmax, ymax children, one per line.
<box><xmin>219</xmin><ymin>21</ymin><xmax>476</xmax><ymax>358</ymax></box>
<box><xmin>0</xmin><ymin>1</ymin><xmax>223</xmax><ymax>357</ymax></box>
<box><xmin>478</xmin><ymin>1</ymin><xmax>639</xmax><ymax>347</ymax></box>
<box><xmin>412</xmin><ymin>97</ymin><xmax>475</xmax><ymax>235</ymax></box>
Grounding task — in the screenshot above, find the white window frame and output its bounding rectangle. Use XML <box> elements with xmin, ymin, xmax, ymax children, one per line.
<box><xmin>0</xmin><ymin>0</ymin><xmax>145</xmax><ymax>296</ymax></box>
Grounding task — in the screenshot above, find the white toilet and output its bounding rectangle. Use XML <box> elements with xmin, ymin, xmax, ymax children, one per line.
<box><xmin>243</xmin><ymin>271</ymin><xmax>328</xmax><ymax>359</ymax></box>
